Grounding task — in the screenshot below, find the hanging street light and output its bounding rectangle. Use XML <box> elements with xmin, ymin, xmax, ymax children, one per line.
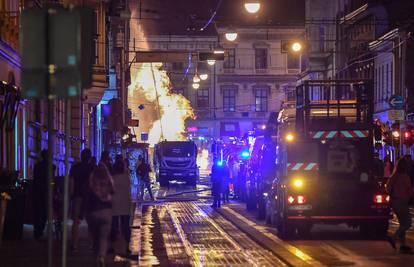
<box><xmin>193</xmin><ymin>75</ymin><xmax>201</xmax><ymax>83</ymax></box>
<box><xmin>207</xmin><ymin>59</ymin><xmax>216</xmax><ymax>66</ymax></box>
<box><xmin>192</xmin><ymin>82</ymin><xmax>200</xmax><ymax>89</ymax></box>
<box><xmin>199</xmin><ymin>73</ymin><xmax>208</xmax><ymax>80</ymax></box>
<box><xmin>225</xmin><ymin>31</ymin><xmax>238</xmax><ymax>42</ymax></box>
<box><xmin>244</xmin><ymin>1</ymin><xmax>261</xmax><ymax>14</ymax></box>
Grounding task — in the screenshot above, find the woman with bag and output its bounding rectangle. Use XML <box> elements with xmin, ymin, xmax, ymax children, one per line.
<box><xmin>86</xmin><ymin>163</ymin><xmax>115</xmax><ymax>266</ymax></box>
<box><xmin>386</xmin><ymin>158</ymin><xmax>414</xmax><ymax>253</ymax></box>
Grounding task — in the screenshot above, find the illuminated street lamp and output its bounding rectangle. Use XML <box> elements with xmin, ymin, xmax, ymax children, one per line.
<box><xmin>225</xmin><ymin>31</ymin><xmax>238</xmax><ymax>42</ymax></box>
<box><xmin>291</xmin><ymin>41</ymin><xmax>303</xmax><ymax>52</ymax></box>
<box><xmin>199</xmin><ymin>73</ymin><xmax>208</xmax><ymax>80</ymax></box>
<box><xmin>192</xmin><ymin>82</ymin><xmax>200</xmax><ymax>89</ymax></box>
<box><xmin>244</xmin><ymin>1</ymin><xmax>261</xmax><ymax>14</ymax></box>
<box><xmin>193</xmin><ymin>75</ymin><xmax>200</xmax><ymax>83</ymax></box>
<box><xmin>207</xmin><ymin>59</ymin><xmax>216</xmax><ymax>66</ymax></box>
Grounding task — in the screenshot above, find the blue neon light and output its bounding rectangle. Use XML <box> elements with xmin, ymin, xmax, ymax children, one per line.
<box><xmin>240</xmin><ymin>150</ymin><xmax>250</xmax><ymax>159</ymax></box>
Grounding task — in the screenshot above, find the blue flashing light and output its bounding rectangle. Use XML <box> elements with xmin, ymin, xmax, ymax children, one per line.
<box><xmin>240</xmin><ymin>150</ymin><xmax>250</xmax><ymax>159</ymax></box>
<box><xmin>216</xmin><ymin>160</ymin><xmax>224</xmax><ymax>167</ymax></box>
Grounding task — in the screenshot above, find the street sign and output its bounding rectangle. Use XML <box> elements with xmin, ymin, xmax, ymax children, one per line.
<box><xmin>389</xmin><ymin>95</ymin><xmax>404</xmax><ymax>109</ymax></box>
<box><xmin>388</xmin><ymin>109</ymin><xmax>405</xmax><ymax>121</ymax></box>
<box><xmin>141</xmin><ymin>132</ymin><xmax>149</xmax><ymax>141</ymax></box>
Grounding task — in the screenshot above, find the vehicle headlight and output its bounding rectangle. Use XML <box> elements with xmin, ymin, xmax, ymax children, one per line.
<box><xmin>293</xmin><ymin>178</ymin><xmax>304</xmax><ymax>189</ymax></box>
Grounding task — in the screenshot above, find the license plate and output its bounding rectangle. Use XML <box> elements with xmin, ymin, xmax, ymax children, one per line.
<box><xmin>288</xmin><ymin>204</ymin><xmax>312</xmax><ymax>210</ymax></box>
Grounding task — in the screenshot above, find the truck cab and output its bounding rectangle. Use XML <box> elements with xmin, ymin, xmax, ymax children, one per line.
<box><xmin>153</xmin><ymin>141</ymin><xmax>198</xmax><ymax>187</ymax></box>
<box><xmin>266</xmin><ymin>80</ymin><xmax>391</xmax><ymax>239</ymax></box>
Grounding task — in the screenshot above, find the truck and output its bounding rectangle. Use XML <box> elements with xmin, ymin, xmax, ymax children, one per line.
<box><xmin>265</xmin><ymin>80</ymin><xmax>391</xmax><ymax>239</ymax></box>
<box><xmin>153</xmin><ymin>141</ymin><xmax>198</xmax><ymax>187</ymax></box>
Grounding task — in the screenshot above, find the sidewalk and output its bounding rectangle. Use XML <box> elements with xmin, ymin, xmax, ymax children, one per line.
<box><xmin>0</xmin><ymin>204</ymin><xmax>141</xmax><ymax>267</ymax></box>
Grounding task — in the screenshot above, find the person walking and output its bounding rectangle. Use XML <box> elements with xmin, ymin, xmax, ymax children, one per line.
<box><xmin>222</xmin><ymin>161</ymin><xmax>230</xmax><ymax>203</ymax></box>
<box><xmin>386</xmin><ymin>158</ymin><xmax>414</xmax><ymax>253</ymax></box>
<box><xmin>110</xmin><ymin>155</ymin><xmax>132</xmax><ymax>255</ymax></box>
<box><xmin>137</xmin><ymin>156</ymin><xmax>154</xmax><ymax>201</ymax></box>
<box><xmin>86</xmin><ymin>163</ymin><xmax>114</xmax><ymax>266</ymax></box>
<box><xmin>69</xmin><ymin>148</ymin><xmax>94</xmax><ymax>251</ymax></box>
<box><xmin>32</xmin><ymin>149</ymin><xmax>54</xmax><ymax>240</ymax></box>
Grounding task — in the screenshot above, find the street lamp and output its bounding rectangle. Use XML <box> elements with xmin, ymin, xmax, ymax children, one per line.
<box><xmin>192</xmin><ymin>83</ymin><xmax>200</xmax><ymax>89</ymax></box>
<box><xmin>193</xmin><ymin>75</ymin><xmax>201</xmax><ymax>83</ymax></box>
<box><xmin>207</xmin><ymin>59</ymin><xmax>216</xmax><ymax>66</ymax></box>
<box><xmin>244</xmin><ymin>1</ymin><xmax>261</xmax><ymax>14</ymax></box>
<box><xmin>225</xmin><ymin>31</ymin><xmax>238</xmax><ymax>42</ymax></box>
<box><xmin>199</xmin><ymin>73</ymin><xmax>208</xmax><ymax>80</ymax></box>
<box><xmin>291</xmin><ymin>42</ymin><xmax>302</xmax><ymax>52</ymax></box>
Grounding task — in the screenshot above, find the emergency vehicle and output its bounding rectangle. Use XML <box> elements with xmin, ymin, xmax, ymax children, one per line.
<box><xmin>266</xmin><ymin>80</ymin><xmax>391</xmax><ymax>239</ymax></box>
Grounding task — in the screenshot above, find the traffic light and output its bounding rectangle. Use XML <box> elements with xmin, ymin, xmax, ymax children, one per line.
<box><xmin>403</xmin><ymin>125</ymin><xmax>414</xmax><ymax>147</ymax></box>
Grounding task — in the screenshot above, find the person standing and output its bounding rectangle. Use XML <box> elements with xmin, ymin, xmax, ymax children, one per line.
<box><xmin>69</xmin><ymin>148</ymin><xmax>93</xmax><ymax>251</ymax></box>
<box><xmin>86</xmin><ymin>163</ymin><xmax>114</xmax><ymax>266</ymax></box>
<box><xmin>386</xmin><ymin>158</ymin><xmax>414</xmax><ymax>253</ymax></box>
<box><xmin>211</xmin><ymin>160</ymin><xmax>227</xmax><ymax>208</ymax></box>
<box><xmin>222</xmin><ymin>161</ymin><xmax>230</xmax><ymax>203</ymax></box>
<box><xmin>32</xmin><ymin>149</ymin><xmax>54</xmax><ymax>240</ymax></box>
<box><xmin>110</xmin><ymin>155</ymin><xmax>132</xmax><ymax>255</ymax></box>
<box><xmin>137</xmin><ymin>156</ymin><xmax>154</xmax><ymax>201</ymax></box>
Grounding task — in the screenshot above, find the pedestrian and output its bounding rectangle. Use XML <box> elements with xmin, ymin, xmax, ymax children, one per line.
<box><xmin>386</xmin><ymin>158</ymin><xmax>414</xmax><ymax>253</ymax></box>
<box><xmin>90</xmin><ymin>156</ymin><xmax>97</xmax><ymax>168</ymax></box>
<box><xmin>222</xmin><ymin>161</ymin><xmax>230</xmax><ymax>203</ymax></box>
<box><xmin>100</xmin><ymin>150</ymin><xmax>113</xmax><ymax>174</ymax></box>
<box><xmin>86</xmin><ymin>163</ymin><xmax>114</xmax><ymax>266</ymax></box>
<box><xmin>69</xmin><ymin>148</ymin><xmax>94</xmax><ymax>251</ymax></box>
<box><xmin>137</xmin><ymin>156</ymin><xmax>154</xmax><ymax>201</ymax></box>
<box><xmin>110</xmin><ymin>155</ymin><xmax>132</xmax><ymax>255</ymax></box>
<box><xmin>211</xmin><ymin>160</ymin><xmax>226</xmax><ymax>208</ymax></box>
<box><xmin>384</xmin><ymin>155</ymin><xmax>394</xmax><ymax>179</ymax></box>
<box><xmin>32</xmin><ymin>149</ymin><xmax>55</xmax><ymax>240</ymax></box>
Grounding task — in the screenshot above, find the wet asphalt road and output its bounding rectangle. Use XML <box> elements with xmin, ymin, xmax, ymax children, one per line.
<box><xmin>136</xmin><ymin>178</ymin><xmax>414</xmax><ymax>267</ymax></box>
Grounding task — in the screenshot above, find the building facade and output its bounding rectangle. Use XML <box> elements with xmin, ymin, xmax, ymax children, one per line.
<box><xmin>0</xmin><ymin>0</ymin><xmax>120</xmax><ymax>179</ymax></box>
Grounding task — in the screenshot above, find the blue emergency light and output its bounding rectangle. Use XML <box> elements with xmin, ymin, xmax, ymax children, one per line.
<box><xmin>216</xmin><ymin>160</ymin><xmax>224</xmax><ymax>167</ymax></box>
<box><xmin>240</xmin><ymin>150</ymin><xmax>250</xmax><ymax>159</ymax></box>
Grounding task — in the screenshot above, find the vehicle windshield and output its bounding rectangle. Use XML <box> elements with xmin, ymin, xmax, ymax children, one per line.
<box><xmin>161</xmin><ymin>142</ymin><xmax>195</xmax><ymax>157</ymax></box>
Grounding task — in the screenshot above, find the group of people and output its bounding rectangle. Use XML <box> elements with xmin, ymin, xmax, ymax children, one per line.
<box><xmin>32</xmin><ymin>148</ymin><xmax>154</xmax><ymax>266</ymax></box>
<box><xmin>210</xmin><ymin>157</ymin><xmax>242</xmax><ymax>208</ymax></box>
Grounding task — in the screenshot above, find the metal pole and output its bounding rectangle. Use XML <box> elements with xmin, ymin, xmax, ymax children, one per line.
<box><xmin>62</xmin><ymin>99</ymin><xmax>71</xmax><ymax>267</ymax></box>
<box><xmin>213</xmin><ymin>64</ymin><xmax>216</xmax><ymax>119</ymax></box>
<box><xmin>45</xmin><ymin>9</ymin><xmax>54</xmax><ymax>267</ymax></box>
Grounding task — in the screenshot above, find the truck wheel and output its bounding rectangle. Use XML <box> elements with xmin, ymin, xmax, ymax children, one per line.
<box><xmin>277</xmin><ymin>219</ymin><xmax>295</xmax><ymax>240</ymax></box>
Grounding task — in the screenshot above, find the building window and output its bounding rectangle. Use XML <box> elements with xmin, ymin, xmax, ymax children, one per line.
<box><xmin>223</xmin><ymin>88</ymin><xmax>236</xmax><ymax>112</ymax></box>
<box><xmin>255</xmin><ymin>89</ymin><xmax>268</xmax><ymax>112</ymax></box>
<box><xmin>382</xmin><ymin>65</ymin><xmax>385</xmax><ymax>100</ymax></box>
<box><xmin>390</xmin><ymin>61</ymin><xmax>393</xmax><ymax>94</ymax></box>
<box><xmin>287</xmin><ymin>53</ymin><xmax>300</xmax><ymax>70</ymax></box>
<box><xmin>374</xmin><ymin>68</ymin><xmax>377</xmax><ymax>102</ymax></box>
<box><xmin>255</xmin><ymin>48</ymin><xmax>267</xmax><ymax>69</ymax></box>
<box><xmin>197</xmin><ymin>88</ymin><xmax>209</xmax><ymax>108</ymax></box>
<box><xmin>319</xmin><ymin>25</ymin><xmax>326</xmax><ymax>52</ymax></box>
<box><xmin>386</xmin><ymin>63</ymin><xmax>389</xmax><ymax>99</ymax></box>
<box><xmin>224</xmin><ymin>49</ymin><xmax>236</xmax><ymax>69</ymax></box>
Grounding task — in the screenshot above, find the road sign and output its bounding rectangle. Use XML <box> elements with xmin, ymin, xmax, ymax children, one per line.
<box><xmin>141</xmin><ymin>132</ymin><xmax>149</xmax><ymax>141</ymax></box>
<box><xmin>389</xmin><ymin>95</ymin><xmax>404</xmax><ymax>109</ymax></box>
<box><xmin>388</xmin><ymin>109</ymin><xmax>405</xmax><ymax>121</ymax></box>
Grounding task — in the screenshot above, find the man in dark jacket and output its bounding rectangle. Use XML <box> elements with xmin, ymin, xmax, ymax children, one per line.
<box><xmin>211</xmin><ymin>160</ymin><xmax>229</xmax><ymax>208</ymax></box>
<box><xmin>69</xmin><ymin>148</ymin><xmax>94</xmax><ymax>251</ymax></box>
<box><xmin>33</xmin><ymin>149</ymin><xmax>55</xmax><ymax>240</ymax></box>
<box><xmin>137</xmin><ymin>156</ymin><xmax>154</xmax><ymax>201</ymax></box>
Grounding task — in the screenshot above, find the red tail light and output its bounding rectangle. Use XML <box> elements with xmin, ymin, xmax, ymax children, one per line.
<box><xmin>297</xmin><ymin>195</ymin><xmax>306</xmax><ymax>204</ymax></box>
<box><xmin>287</xmin><ymin>195</ymin><xmax>307</xmax><ymax>204</ymax></box>
<box><xmin>373</xmin><ymin>194</ymin><xmax>389</xmax><ymax>204</ymax></box>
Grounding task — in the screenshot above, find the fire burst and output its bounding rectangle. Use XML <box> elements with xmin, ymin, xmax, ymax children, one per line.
<box><xmin>128</xmin><ymin>5</ymin><xmax>194</xmax><ymax>147</ymax></box>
